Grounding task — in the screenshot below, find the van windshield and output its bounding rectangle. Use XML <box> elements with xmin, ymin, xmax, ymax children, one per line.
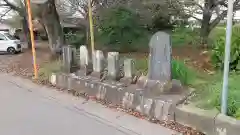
<box><xmin>4</xmin><ymin>33</ymin><xmax>16</xmax><ymax>40</ymax></box>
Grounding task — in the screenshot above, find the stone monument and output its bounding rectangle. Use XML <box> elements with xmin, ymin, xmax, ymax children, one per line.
<box><xmin>77</xmin><ymin>45</ymin><xmax>92</xmax><ymax>76</ymax></box>
<box><xmin>62</xmin><ymin>45</ymin><xmax>72</xmax><ymax>73</ymax></box>
<box><xmin>137</xmin><ymin>31</ymin><xmax>173</xmax><ymax>94</ymax></box>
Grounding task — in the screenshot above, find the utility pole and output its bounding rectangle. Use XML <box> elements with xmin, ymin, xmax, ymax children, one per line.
<box><xmin>221</xmin><ymin>0</ymin><xmax>234</xmax><ymax>114</ymax></box>
<box><xmin>26</xmin><ymin>0</ymin><xmax>38</xmax><ymax>79</ymax></box>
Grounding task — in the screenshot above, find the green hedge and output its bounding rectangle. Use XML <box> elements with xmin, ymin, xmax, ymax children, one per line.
<box><xmin>96</xmin><ymin>7</ymin><xmax>149</xmax><ymax>52</ymax></box>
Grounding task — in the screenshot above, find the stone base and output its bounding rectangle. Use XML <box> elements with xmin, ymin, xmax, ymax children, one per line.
<box><xmin>50</xmin><ymin>73</ymin><xmax>193</xmax><ymax>126</ymax></box>
<box><xmin>120</xmin><ymin>77</ymin><xmax>133</xmax><ymax>87</ymax></box>
<box><xmin>91</xmin><ymin>72</ymin><xmax>103</xmax><ymax>79</ymax></box>
<box><xmin>77</xmin><ymin>64</ymin><xmax>93</xmax><ymax>76</ymax></box>
<box><xmin>136</xmin><ymin>76</ymin><xmax>184</xmax><ymax>97</ymax></box>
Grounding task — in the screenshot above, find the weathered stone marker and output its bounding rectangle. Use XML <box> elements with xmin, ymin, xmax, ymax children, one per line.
<box><xmin>79</xmin><ymin>45</ymin><xmax>89</xmax><ymax>68</ymax></box>
<box><xmin>95</xmin><ymin>50</ymin><xmax>104</xmax><ymax>73</ymax></box>
<box><xmin>71</xmin><ymin>47</ymin><xmax>77</xmax><ymax>65</ymax></box>
<box><xmin>148</xmin><ymin>31</ymin><xmax>171</xmax><ymax>82</ymax></box>
<box><xmin>107</xmin><ymin>52</ymin><xmax>120</xmax><ymax>80</ymax></box>
<box><xmin>137</xmin><ymin>31</ymin><xmax>173</xmax><ymax>94</ymax></box>
<box><xmin>77</xmin><ymin>45</ymin><xmax>92</xmax><ymax>75</ymax></box>
<box><xmin>91</xmin><ymin>50</ymin><xmax>105</xmax><ymax>78</ymax></box>
<box><xmin>62</xmin><ymin>45</ymin><xmax>72</xmax><ymax>73</ymax></box>
<box><xmin>120</xmin><ymin>58</ymin><xmax>135</xmax><ymax>85</ymax></box>
<box><xmin>124</xmin><ymin>59</ymin><xmax>135</xmax><ymax>78</ymax></box>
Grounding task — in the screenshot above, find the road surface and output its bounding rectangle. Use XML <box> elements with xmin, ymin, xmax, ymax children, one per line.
<box><xmin>0</xmin><ymin>73</ymin><xmax>179</xmax><ymax>135</ymax></box>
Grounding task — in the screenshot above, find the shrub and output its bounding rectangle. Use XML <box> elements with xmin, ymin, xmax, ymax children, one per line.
<box><xmin>211</xmin><ymin>25</ymin><xmax>240</xmax><ymax>70</ymax></box>
<box><xmin>171</xmin><ymin>59</ymin><xmax>195</xmax><ymax>85</ymax></box>
<box><xmin>96</xmin><ymin>7</ymin><xmax>149</xmax><ymax>52</ymax></box>
<box><xmin>38</xmin><ymin>60</ymin><xmax>63</xmax><ymax>83</ymax></box>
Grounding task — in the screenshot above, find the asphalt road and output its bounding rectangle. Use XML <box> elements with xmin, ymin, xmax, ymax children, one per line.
<box><xmin>0</xmin><ymin>73</ymin><xmax>178</xmax><ymax>135</ymax></box>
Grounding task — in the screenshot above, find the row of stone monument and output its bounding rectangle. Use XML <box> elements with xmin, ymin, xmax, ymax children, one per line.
<box><xmin>61</xmin><ymin>31</ymin><xmax>182</xmax><ymax>94</ymax></box>
<box><xmin>51</xmin><ymin>31</ymin><xmax>187</xmax><ymax>122</ymax></box>
<box><xmin>63</xmin><ymin>32</ymin><xmax>184</xmax><ymax>96</ymax></box>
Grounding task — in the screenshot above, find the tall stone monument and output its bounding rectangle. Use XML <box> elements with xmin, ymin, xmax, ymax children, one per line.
<box><xmin>148</xmin><ymin>31</ymin><xmax>171</xmax><ymax>82</ymax></box>
<box><xmin>137</xmin><ymin>31</ymin><xmax>172</xmax><ymax>94</ymax></box>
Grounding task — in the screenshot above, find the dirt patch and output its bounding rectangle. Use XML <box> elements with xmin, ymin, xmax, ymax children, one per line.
<box><xmin>0</xmin><ymin>42</ymin><xmax>51</xmax><ymax>78</ymax></box>
<box><xmin>172</xmin><ymin>45</ymin><xmax>214</xmax><ymax>72</ymax></box>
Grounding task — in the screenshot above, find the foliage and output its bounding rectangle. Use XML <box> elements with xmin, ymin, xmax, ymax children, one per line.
<box><xmin>134</xmin><ymin>57</ymin><xmax>195</xmax><ymax>85</ymax></box>
<box><xmin>171</xmin><ymin>59</ymin><xmax>195</xmax><ymax>85</ymax></box>
<box><xmin>172</xmin><ymin>27</ymin><xmax>200</xmax><ymax>46</ymax></box>
<box><xmin>38</xmin><ymin>60</ymin><xmax>63</xmax><ymax>83</ymax></box>
<box><xmin>147</xmin><ymin>3</ymin><xmax>187</xmax><ymax>32</ymax></box>
<box><xmin>208</xmin><ymin>26</ymin><xmax>226</xmax><ymax>46</ymax></box>
<box><xmin>197</xmin><ymin>73</ymin><xmax>240</xmax><ymax>117</ymax></box>
<box><xmin>96</xmin><ymin>7</ymin><xmax>149</xmax><ymax>52</ymax></box>
<box><xmin>64</xmin><ymin>31</ymin><xmax>86</xmax><ymax>49</ymax></box>
<box><xmin>211</xmin><ymin>25</ymin><xmax>240</xmax><ymax>70</ymax></box>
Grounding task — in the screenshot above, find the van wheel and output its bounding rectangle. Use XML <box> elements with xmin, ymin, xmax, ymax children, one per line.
<box><xmin>7</xmin><ymin>47</ymin><xmax>16</xmax><ymax>54</ymax></box>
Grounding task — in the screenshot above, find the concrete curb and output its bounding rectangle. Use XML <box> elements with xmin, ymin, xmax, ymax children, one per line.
<box><xmin>175</xmin><ymin>104</ymin><xmax>240</xmax><ymax>135</ymax></box>
<box><xmin>215</xmin><ymin>114</ymin><xmax>240</xmax><ymax>135</ymax></box>
<box><xmin>175</xmin><ymin>105</ymin><xmax>219</xmax><ymax>135</ymax></box>
<box><xmin>49</xmin><ymin>73</ymin><xmax>240</xmax><ymax>135</ymax></box>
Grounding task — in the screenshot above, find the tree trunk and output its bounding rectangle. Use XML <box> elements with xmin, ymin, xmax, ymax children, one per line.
<box><xmin>39</xmin><ymin>0</ymin><xmax>64</xmax><ymax>58</ymax></box>
<box><xmin>22</xmin><ymin>16</ymin><xmax>32</xmax><ymax>49</ymax></box>
<box><xmin>200</xmin><ymin>12</ymin><xmax>211</xmax><ymax>47</ymax></box>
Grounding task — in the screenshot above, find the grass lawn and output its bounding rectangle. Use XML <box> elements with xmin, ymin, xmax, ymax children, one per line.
<box><xmin>193</xmin><ymin>72</ymin><xmax>240</xmax><ymax>118</ymax></box>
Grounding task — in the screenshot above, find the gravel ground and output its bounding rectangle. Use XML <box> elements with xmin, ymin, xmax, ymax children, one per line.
<box><xmin>0</xmin><ymin>44</ymin><xmax>204</xmax><ymax>135</ymax></box>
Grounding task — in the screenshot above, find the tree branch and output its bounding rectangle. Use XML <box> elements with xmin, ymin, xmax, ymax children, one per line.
<box><xmin>0</xmin><ymin>4</ymin><xmax>8</xmax><ymax>6</ymax></box>
<box><xmin>2</xmin><ymin>0</ymin><xmax>21</xmax><ymax>12</ymax></box>
<box><xmin>0</xmin><ymin>8</ymin><xmax>11</xmax><ymax>21</ymax></box>
<box><xmin>190</xmin><ymin>15</ymin><xmax>202</xmax><ymax>21</ymax></box>
<box><xmin>209</xmin><ymin>10</ymin><xmax>227</xmax><ymax>30</ymax></box>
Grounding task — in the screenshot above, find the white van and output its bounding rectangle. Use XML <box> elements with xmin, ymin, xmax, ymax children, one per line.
<box><xmin>0</xmin><ymin>31</ymin><xmax>22</xmax><ymax>54</ymax></box>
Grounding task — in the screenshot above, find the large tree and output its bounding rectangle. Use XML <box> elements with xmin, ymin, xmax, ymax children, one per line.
<box><xmin>1</xmin><ymin>0</ymin><xmax>64</xmax><ymax>57</ymax></box>
<box><xmin>180</xmin><ymin>0</ymin><xmax>240</xmax><ymax>44</ymax></box>
<box><xmin>35</xmin><ymin>0</ymin><xmax>64</xmax><ymax>57</ymax></box>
